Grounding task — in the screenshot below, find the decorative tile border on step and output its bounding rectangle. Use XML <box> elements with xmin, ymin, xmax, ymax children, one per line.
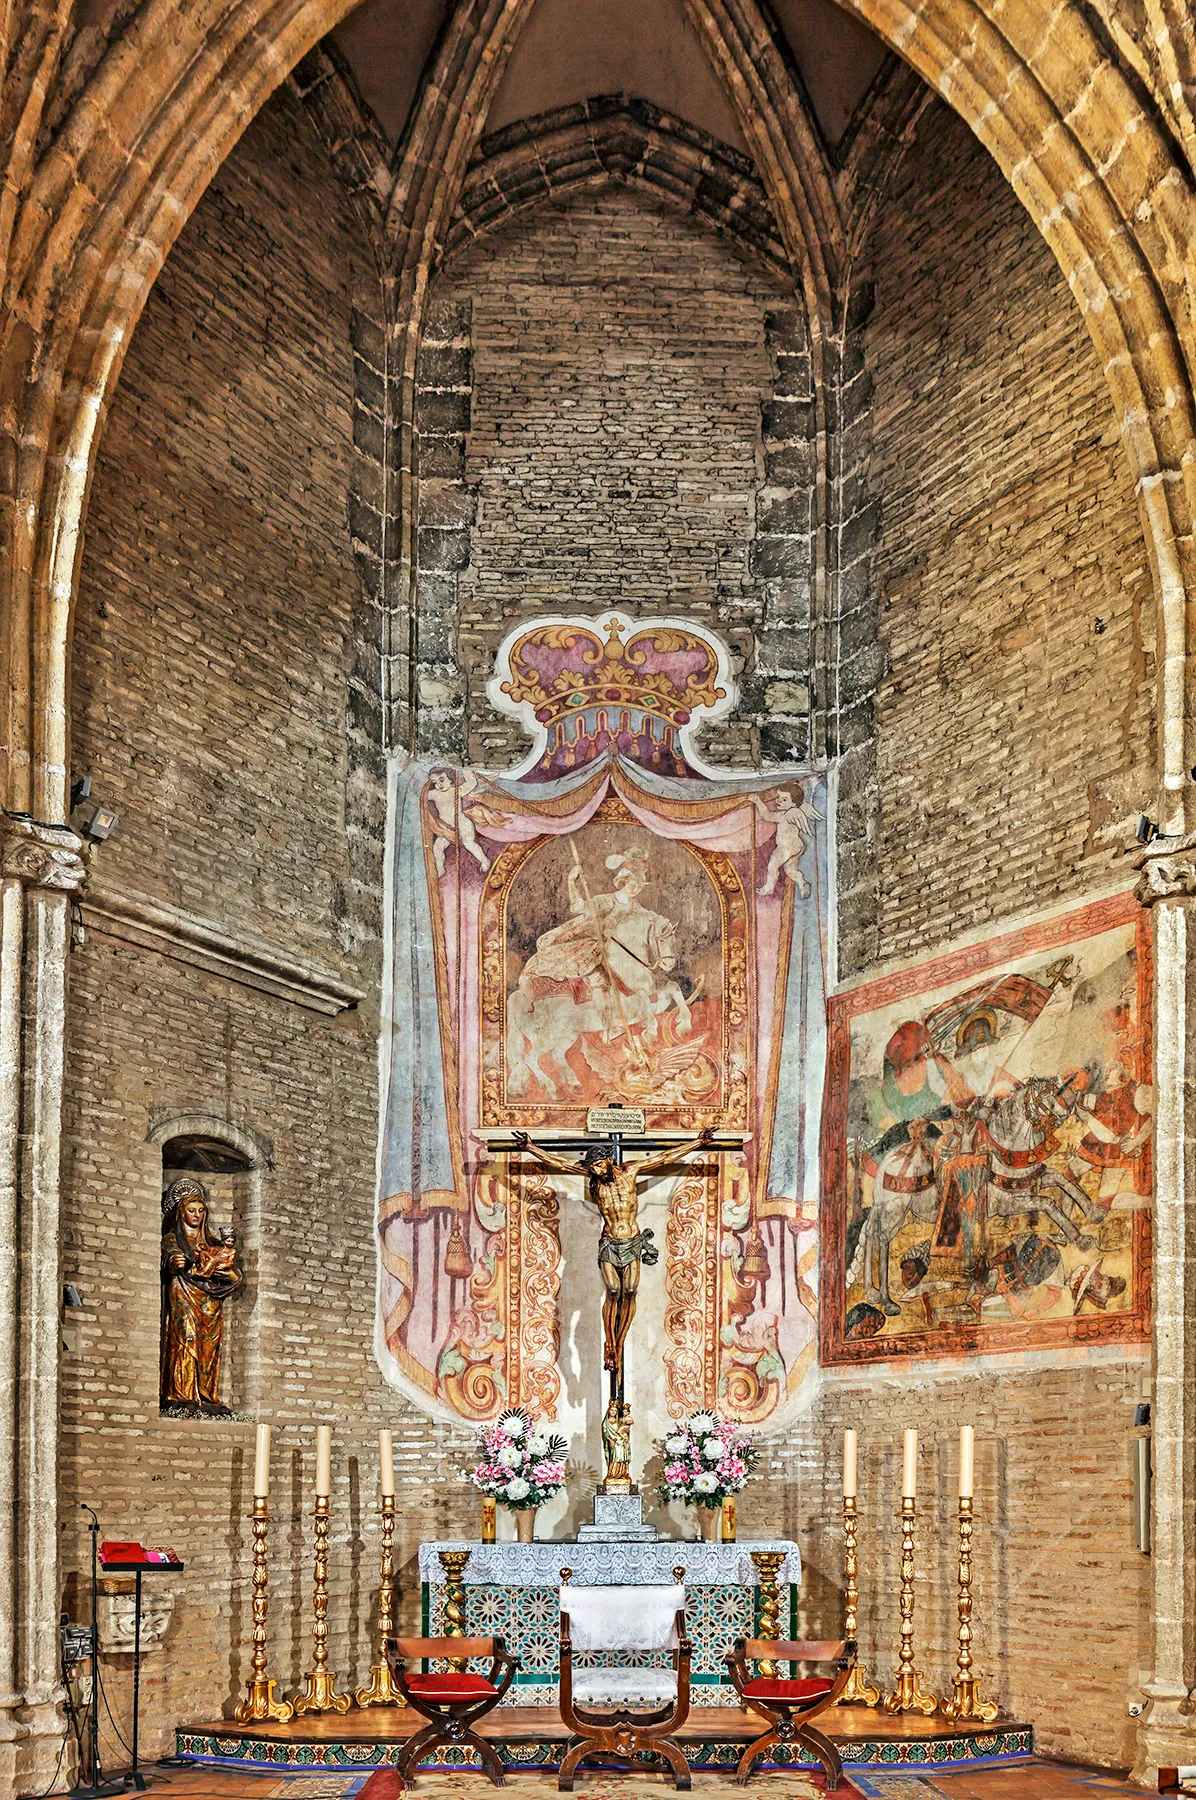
<box><xmin>175</xmin><ymin>1723</ymin><xmax>1033</xmax><ymax>1775</ymax></box>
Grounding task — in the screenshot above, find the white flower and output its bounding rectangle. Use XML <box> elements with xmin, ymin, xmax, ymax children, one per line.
<box><xmin>693</xmin><ymin>1472</ymin><xmax>718</xmax><ymax>1494</ymax></box>
<box><xmin>665</xmin><ymin>1436</ymin><xmax>689</xmax><ymax>1455</ymax></box>
<box><xmin>497</xmin><ymin>1445</ymin><xmax>523</xmax><ymax>1469</ymax></box>
<box><xmin>702</xmin><ymin>1440</ymin><xmax>722</xmax><ymax>1461</ymax></box>
<box><xmin>689</xmin><ymin>1413</ymin><xmax>716</xmax><ymax>1434</ymax></box>
<box><xmin>527</xmin><ymin>1434</ymin><xmax>549</xmax><ymax>1457</ymax></box>
<box><xmin>499</xmin><ymin>1414</ymin><xmax>525</xmax><ymax>1439</ymax></box>
<box><xmin>505</xmin><ymin>1477</ymin><xmax>530</xmax><ymax>1501</ymax></box>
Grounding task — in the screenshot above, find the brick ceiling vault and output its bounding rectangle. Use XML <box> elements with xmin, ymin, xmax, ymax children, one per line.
<box><xmin>0</xmin><ymin>0</ymin><xmax>1193</xmax><ymax>825</ymax></box>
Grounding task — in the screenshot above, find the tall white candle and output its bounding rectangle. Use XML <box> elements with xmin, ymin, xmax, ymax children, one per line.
<box><xmin>379</xmin><ymin>1428</ymin><xmax>395</xmax><ymax>1498</ymax></box>
<box><xmin>901</xmin><ymin>1428</ymin><xmax>918</xmax><ymax>1500</ymax></box>
<box><xmin>253</xmin><ymin>1422</ymin><xmax>271</xmax><ymax>1499</ymax></box>
<box><xmin>315</xmin><ymin>1424</ymin><xmax>332</xmax><ymax>1498</ymax></box>
<box><xmin>959</xmin><ymin>1424</ymin><xmax>975</xmax><ymax>1499</ymax></box>
<box><xmin>843</xmin><ymin>1429</ymin><xmax>858</xmax><ymax>1499</ymax></box>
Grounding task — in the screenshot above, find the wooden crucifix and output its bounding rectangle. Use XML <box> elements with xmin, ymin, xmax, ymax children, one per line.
<box><xmin>493</xmin><ymin>1109</ymin><xmax>740</xmax><ymax>1492</ymax></box>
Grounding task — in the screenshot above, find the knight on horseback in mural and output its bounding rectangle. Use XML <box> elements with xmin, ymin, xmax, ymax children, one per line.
<box><xmin>842</xmin><ymin>944</ymin><xmax>1148</xmax><ymax>1338</ymax></box>
<box><xmin>506</xmin><ymin>844</ymin><xmax>704</xmax><ymax>1100</ymax></box>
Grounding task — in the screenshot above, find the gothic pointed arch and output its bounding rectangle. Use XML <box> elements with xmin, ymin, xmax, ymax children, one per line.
<box><xmin>445</xmin><ymin>94</ymin><xmax>791</xmax><ymax>275</ymax></box>
<box><xmin>0</xmin><ymin>0</ymin><xmax>1191</xmax><ymax>820</ymax></box>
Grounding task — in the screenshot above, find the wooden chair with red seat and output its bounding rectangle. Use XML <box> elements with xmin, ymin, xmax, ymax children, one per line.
<box><xmin>387</xmin><ymin>1633</ymin><xmax>519</xmax><ymax>1788</ymax></box>
<box><xmin>724</xmin><ymin>1637</ymin><xmax>856</xmax><ymax>1790</ymax></box>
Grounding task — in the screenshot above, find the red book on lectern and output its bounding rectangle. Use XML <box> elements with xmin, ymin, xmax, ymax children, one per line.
<box><xmin>100</xmin><ymin>1541</ymin><xmax>145</xmax><ymax>1564</ymax></box>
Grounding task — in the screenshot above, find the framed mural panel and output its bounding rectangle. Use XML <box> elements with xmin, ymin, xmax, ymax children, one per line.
<box><xmin>820</xmin><ymin>892</ymin><xmax>1151</xmax><ymax>1365</ymax></box>
<box><xmin>375</xmin><ymin>611</ymin><xmax>831</xmax><ymax>1486</ymax></box>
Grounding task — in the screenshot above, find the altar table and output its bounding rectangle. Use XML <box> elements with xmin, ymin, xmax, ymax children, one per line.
<box><xmin>419</xmin><ymin>1538</ymin><xmax>801</xmax><ymax>1706</ymax></box>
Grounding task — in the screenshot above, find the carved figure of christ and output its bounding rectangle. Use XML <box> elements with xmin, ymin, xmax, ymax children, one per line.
<box><xmin>512</xmin><ymin>1128</ymin><xmax>715</xmax><ymax>1398</ymax></box>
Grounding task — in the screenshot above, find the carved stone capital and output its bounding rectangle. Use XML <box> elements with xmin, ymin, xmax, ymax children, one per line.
<box><xmin>1131</xmin><ymin>830</ymin><xmax>1196</xmax><ymax>905</ymax></box>
<box><xmin>1</xmin><ymin>812</ymin><xmax>88</xmax><ymax>894</ymax></box>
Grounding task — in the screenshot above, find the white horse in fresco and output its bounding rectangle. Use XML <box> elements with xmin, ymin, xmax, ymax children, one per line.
<box><xmin>506</xmin><ymin>914</ymin><xmax>694</xmax><ymax>1098</ymax></box>
<box><xmin>982</xmin><ymin>1076</ymin><xmax>1101</xmax><ymax>1248</ymax></box>
<box><xmin>846</xmin><ymin>1077</ymin><xmax>1104</xmax><ymax>1313</ymax></box>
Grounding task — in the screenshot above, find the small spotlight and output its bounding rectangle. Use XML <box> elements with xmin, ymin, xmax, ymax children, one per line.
<box><xmin>70</xmin><ymin>773</ymin><xmax>92</xmax><ymax>811</ymax></box>
<box><xmin>1135</xmin><ymin>815</ymin><xmax>1158</xmax><ymax>844</ymax></box>
<box><xmin>80</xmin><ymin>803</ymin><xmax>119</xmax><ymax>844</ymax></box>
<box><xmin>63</xmin><ymin>1284</ymin><xmax>84</xmax><ymax>1309</ymax></box>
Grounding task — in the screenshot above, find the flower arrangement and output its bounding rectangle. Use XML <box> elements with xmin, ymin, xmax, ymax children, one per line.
<box><xmin>656</xmin><ymin>1411</ymin><xmax>758</xmax><ymax>1509</ymax></box>
<box><xmin>467</xmin><ymin>1408</ymin><xmax>569</xmax><ymax>1512</ymax></box>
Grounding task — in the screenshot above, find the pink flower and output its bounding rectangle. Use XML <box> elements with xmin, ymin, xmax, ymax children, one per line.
<box><xmin>532</xmin><ymin>1461</ymin><xmax>564</xmax><ymax>1486</ymax></box>
<box><xmin>717</xmin><ymin>1456</ymin><xmax>746</xmax><ymax>1483</ymax></box>
<box><xmin>663</xmin><ymin>1461</ymin><xmax>689</xmax><ymax>1486</ymax></box>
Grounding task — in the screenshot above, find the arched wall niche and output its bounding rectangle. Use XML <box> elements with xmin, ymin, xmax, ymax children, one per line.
<box><xmin>411</xmin><ymin>92</ymin><xmax>817</xmax><ymax>769</ymax></box>
<box><xmin>149</xmin><ymin>1114</ymin><xmax>271</xmax><ymax>1418</ymax></box>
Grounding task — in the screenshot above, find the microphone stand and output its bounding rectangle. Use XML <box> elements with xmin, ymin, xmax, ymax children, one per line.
<box><xmin>72</xmin><ymin>1505</ymin><xmax>122</xmax><ymax>1799</ymax></box>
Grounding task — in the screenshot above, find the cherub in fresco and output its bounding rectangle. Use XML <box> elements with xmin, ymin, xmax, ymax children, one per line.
<box><xmin>426</xmin><ymin>768</ymin><xmax>502</xmax><ymax>878</ymax></box>
<box><xmin>752</xmin><ymin>785</ymin><xmax>821</xmax><ymax>898</ymax></box>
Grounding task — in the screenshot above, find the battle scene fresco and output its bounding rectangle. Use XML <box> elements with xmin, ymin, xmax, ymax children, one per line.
<box><xmin>820</xmin><ymin>894</ymin><xmax>1151</xmax><ymax>1364</ymax></box>
<box><xmin>375</xmin><ymin>613</ymin><xmax>830</xmax><ymax>1489</ymax></box>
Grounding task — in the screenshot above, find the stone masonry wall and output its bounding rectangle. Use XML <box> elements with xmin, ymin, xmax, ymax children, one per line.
<box><xmin>813</xmin><ymin>100</ymin><xmax>1155</xmax><ymax>1770</ymax></box>
<box><xmin>753</xmin><ymin>1358</ymin><xmax>1151</xmax><ymax>1768</ymax></box>
<box><xmin>63</xmin><ymin>89</ymin><xmax>473</xmax><ymax>1764</ymax></box>
<box><xmin>417</xmin><ymin>188</ymin><xmax>799</xmax><ymax>771</ymax></box>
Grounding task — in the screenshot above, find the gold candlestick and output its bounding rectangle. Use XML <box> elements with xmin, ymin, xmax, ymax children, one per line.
<box><xmin>234</xmin><ymin>1497</ymin><xmax>294</xmax><ymax>1723</ymax></box>
<box><xmin>838</xmin><ymin>1496</ymin><xmax>880</xmax><ymax>1706</ymax></box>
<box><xmin>940</xmin><ymin>1497</ymin><xmax>999</xmax><ymax>1722</ymax></box>
<box><xmin>356</xmin><ymin>1493</ymin><xmax>400</xmax><ymax>1708</ymax></box>
<box><xmin>750</xmin><ymin>1549</ymin><xmax>785</xmax><ymax>1679</ymax></box>
<box><xmin>439</xmin><ymin>1547</ymin><xmax>472</xmax><ymax>1674</ymax></box>
<box><xmin>292</xmin><ymin>1495</ymin><xmax>351</xmax><ymax>1716</ymax></box>
<box><xmin>881</xmin><ymin>1496</ymin><xmax>937</xmax><ymax>1715</ymax></box>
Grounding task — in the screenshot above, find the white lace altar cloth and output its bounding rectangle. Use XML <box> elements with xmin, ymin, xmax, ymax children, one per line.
<box><xmin>417</xmin><ymin>1539</ymin><xmax>800</xmax><ymax>1586</ymax></box>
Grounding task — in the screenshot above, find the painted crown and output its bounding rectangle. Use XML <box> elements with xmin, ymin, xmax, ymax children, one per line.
<box><xmin>499</xmin><ymin>615</ymin><xmax>726</xmax><ymax>732</ymax></box>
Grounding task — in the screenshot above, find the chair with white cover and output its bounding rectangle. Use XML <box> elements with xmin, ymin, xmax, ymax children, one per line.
<box><xmin>557</xmin><ymin>1565</ymin><xmax>692</xmax><ymax>1791</ymax></box>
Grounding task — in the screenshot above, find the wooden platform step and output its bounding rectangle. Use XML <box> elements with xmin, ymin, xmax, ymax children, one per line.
<box><xmin>177</xmin><ymin>1703</ymin><xmax>1033</xmax><ymax>1775</ymax></box>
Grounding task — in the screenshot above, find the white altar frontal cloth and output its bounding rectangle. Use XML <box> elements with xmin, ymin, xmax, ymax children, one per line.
<box><xmin>418</xmin><ymin>1539</ymin><xmax>800</xmax><ymax>1587</ymax></box>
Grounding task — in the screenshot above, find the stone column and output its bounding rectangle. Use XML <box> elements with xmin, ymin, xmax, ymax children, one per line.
<box><xmin>0</xmin><ymin>812</ymin><xmax>87</xmax><ymax>1794</ymax></box>
<box><xmin>1134</xmin><ymin>833</ymin><xmax>1196</xmax><ymax>1783</ymax></box>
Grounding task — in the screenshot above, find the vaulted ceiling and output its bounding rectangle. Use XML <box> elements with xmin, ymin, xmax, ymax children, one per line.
<box><xmin>332</xmin><ymin>0</ymin><xmax>890</xmax><ymax>152</ymax></box>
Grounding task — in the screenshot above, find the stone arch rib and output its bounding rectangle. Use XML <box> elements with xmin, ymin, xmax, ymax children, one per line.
<box><xmin>443</xmin><ymin>94</ymin><xmax>792</xmax><ymax>275</ymax></box>
<box><xmin>846</xmin><ymin>0</ymin><xmax>1196</xmax><ymax>824</ymax></box>
<box><xmin>1</xmin><ymin>0</ymin><xmax>368</xmax><ymax>819</ymax></box>
<box><xmin>0</xmin><ymin>0</ymin><xmax>1191</xmax><ymax>821</ymax></box>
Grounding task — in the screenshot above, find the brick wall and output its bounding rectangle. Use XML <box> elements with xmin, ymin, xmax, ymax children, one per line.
<box><xmin>754</xmin><ymin>1357</ymin><xmax>1151</xmax><ymax>1767</ymax></box>
<box><xmin>838</xmin><ymin>99</ymin><xmax>1155</xmax><ymax>982</ymax></box>
<box><xmin>417</xmin><ymin>189</ymin><xmax>797</xmax><ymax>770</ymax></box>
<box><xmin>63</xmin><ymin>89</ymin><xmax>471</xmax><ymax>1763</ymax></box>
<box><xmin>817</xmin><ymin>100</ymin><xmax>1155</xmax><ymax>1770</ymax></box>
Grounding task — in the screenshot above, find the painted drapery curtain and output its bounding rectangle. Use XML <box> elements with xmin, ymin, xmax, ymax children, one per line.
<box><xmin>375</xmin><ymin>614</ymin><xmax>828</xmax><ymax>1469</ymax></box>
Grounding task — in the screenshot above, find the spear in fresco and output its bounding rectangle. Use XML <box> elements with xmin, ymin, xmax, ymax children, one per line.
<box><xmin>566</xmin><ymin>837</ymin><xmax>650</xmax><ymax>1071</ymax></box>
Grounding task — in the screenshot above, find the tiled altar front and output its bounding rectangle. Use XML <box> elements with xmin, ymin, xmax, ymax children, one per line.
<box><xmin>418</xmin><ymin>1537</ymin><xmax>801</xmax><ymax>1705</ymax></box>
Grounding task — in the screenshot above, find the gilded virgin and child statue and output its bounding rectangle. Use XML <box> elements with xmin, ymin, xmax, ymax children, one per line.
<box><xmin>160</xmin><ymin>1177</ymin><xmax>244</xmax><ymax>1415</ymax></box>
